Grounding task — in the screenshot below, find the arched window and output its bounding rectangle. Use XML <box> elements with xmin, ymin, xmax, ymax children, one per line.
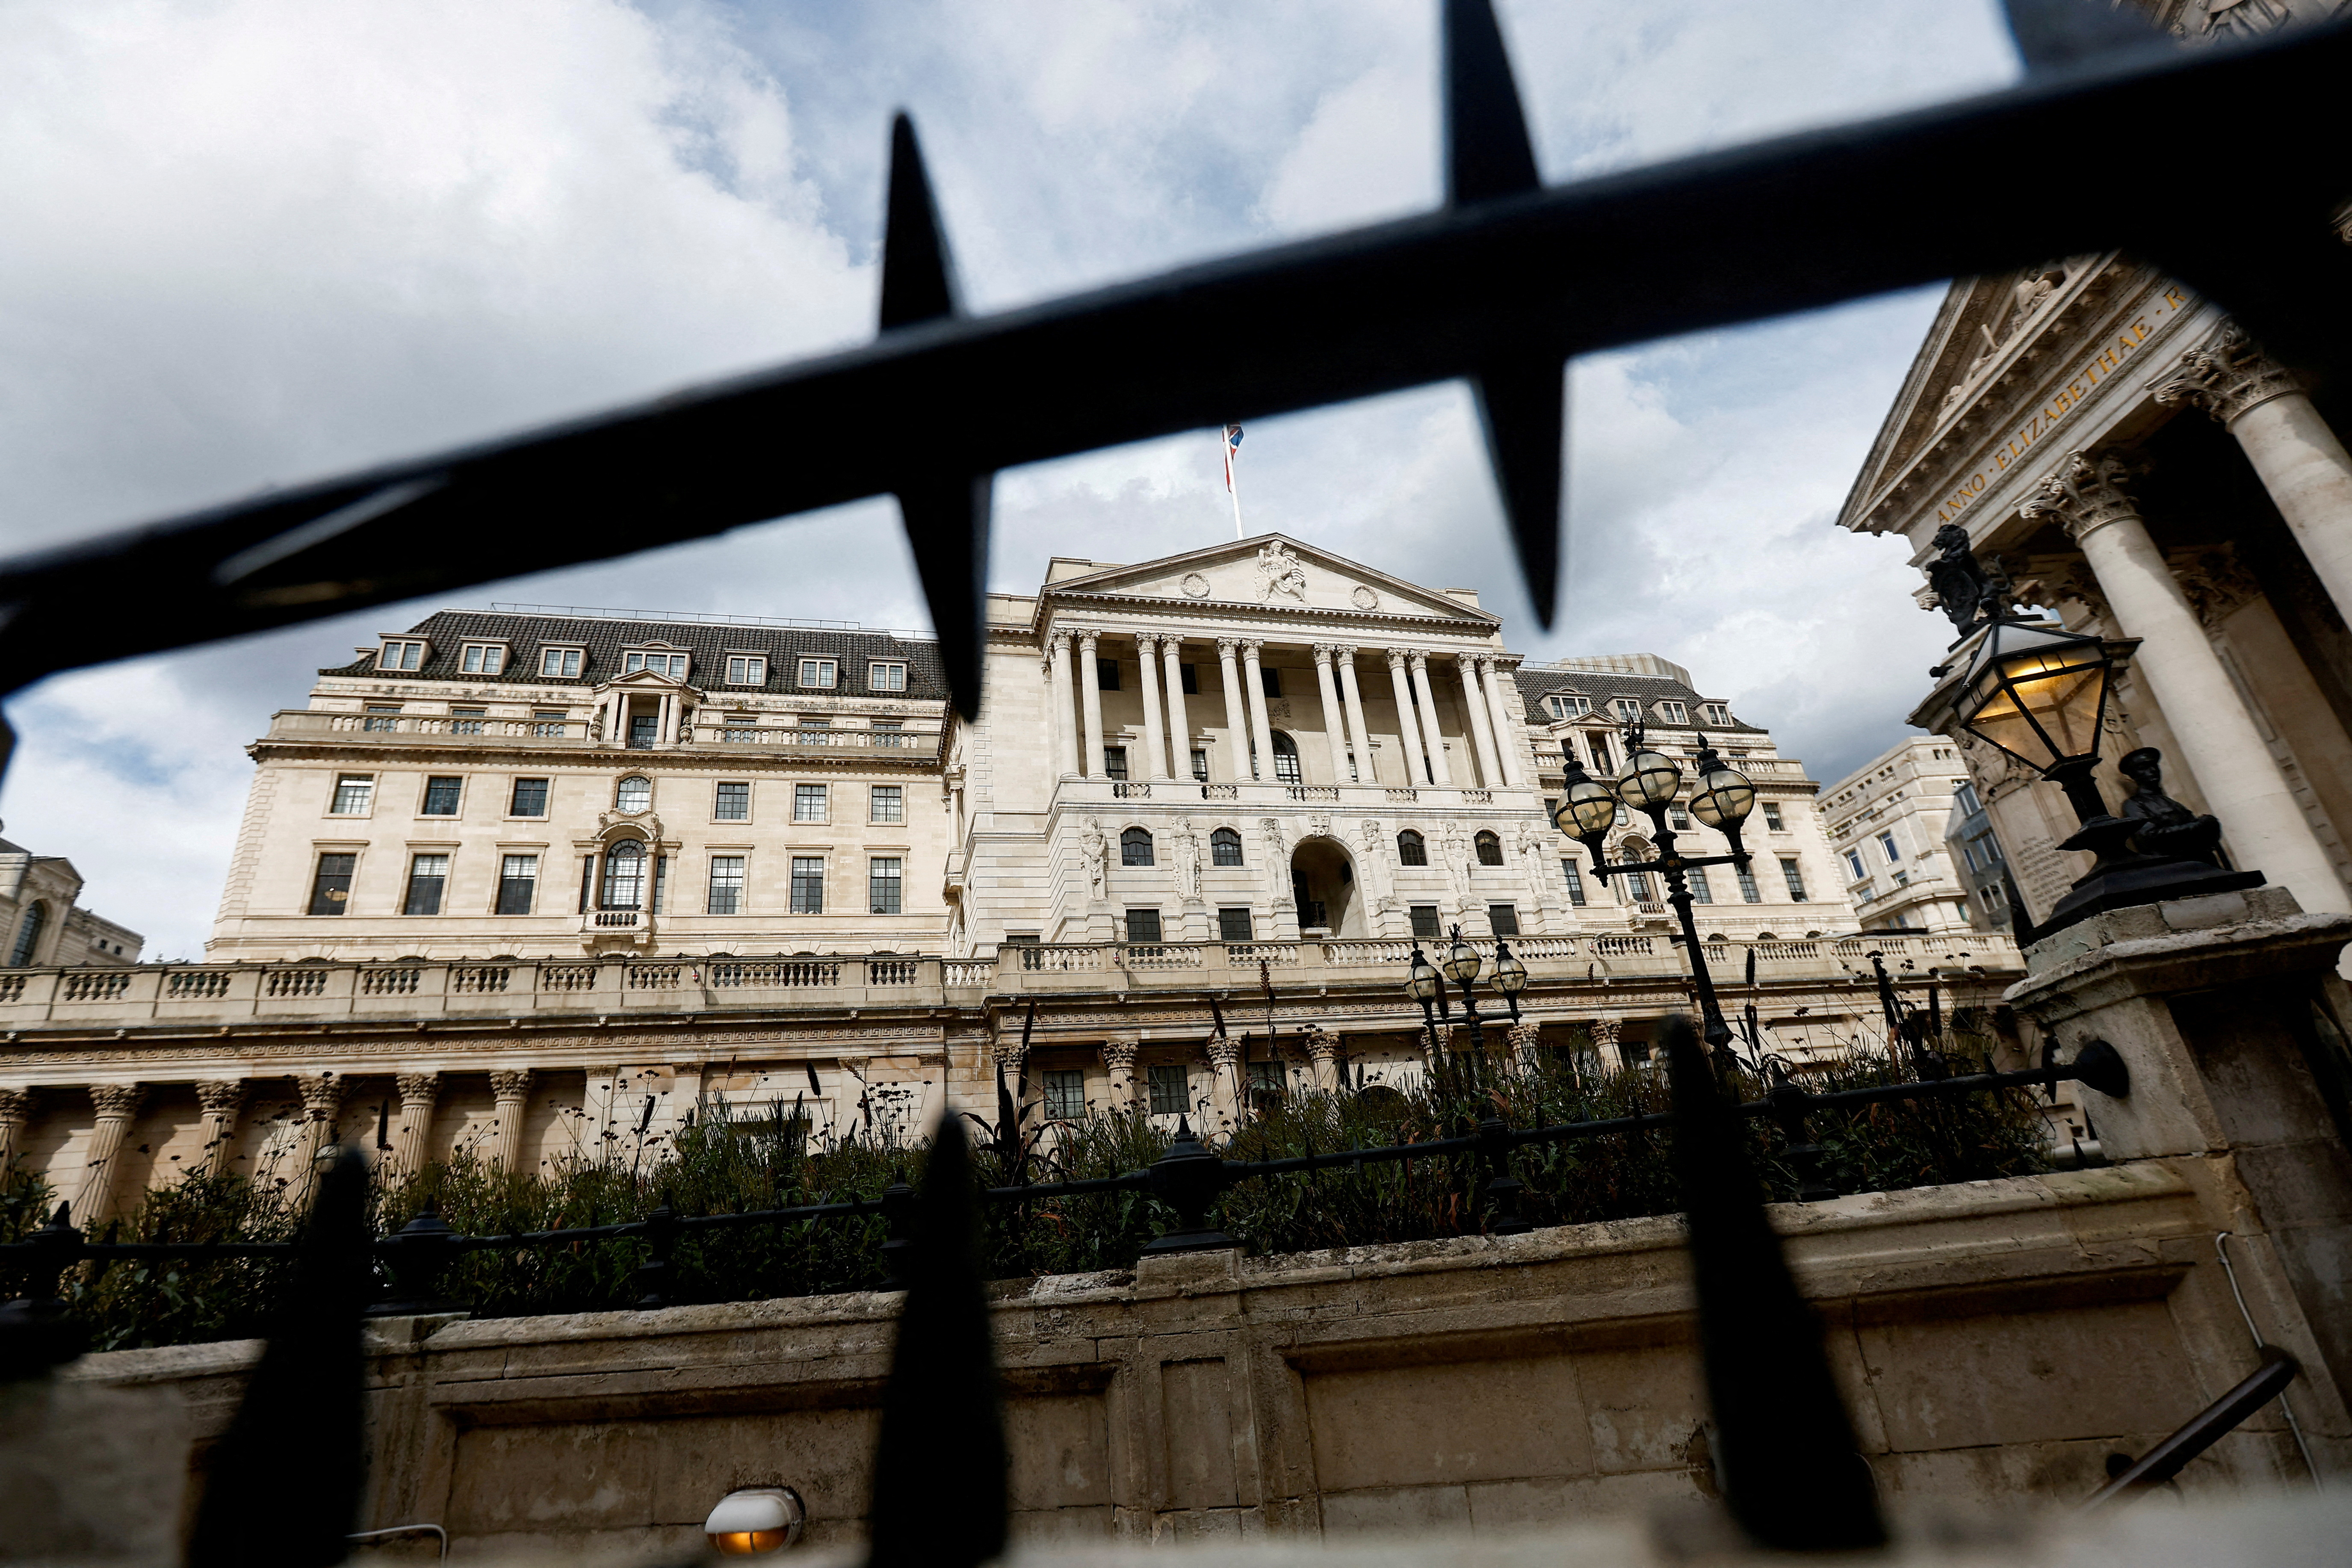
<box><xmin>7</xmin><ymin>901</ymin><xmax>46</xmax><ymax>967</ymax></box>
<box><xmin>1120</xmin><ymin>827</ymin><xmax>1155</xmax><ymax>866</ymax></box>
<box><xmin>1475</xmin><ymin>830</ymin><xmax>1505</xmax><ymax>866</ymax></box>
<box><xmin>1396</xmin><ymin>830</ymin><xmax>1428</xmax><ymax>866</ymax></box>
<box><xmin>600</xmin><ymin>840</ymin><xmax>647</xmax><ymax>908</ymax></box>
<box><xmin>1270</xmin><ymin>731</ymin><xmax>1301</xmax><ymax>784</ymax></box>
<box><xmin>615</xmin><ymin>775</ymin><xmax>652</xmax><ymax>813</ymax></box>
<box><xmin>1210</xmin><ymin>827</ymin><xmax>1243</xmax><ymax>866</ymax></box>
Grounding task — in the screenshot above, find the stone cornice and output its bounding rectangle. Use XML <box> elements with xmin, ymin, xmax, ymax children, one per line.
<box><xmin>249</xmin><ymin>741</ymin><xmax>946</xmax><ymax>773</ymax></box>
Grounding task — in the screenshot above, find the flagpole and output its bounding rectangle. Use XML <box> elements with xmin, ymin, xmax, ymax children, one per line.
<box><xmin>1222</xmin><ymin>426</ymin><xmax>1245</xmax><ymax>539</ymax></box>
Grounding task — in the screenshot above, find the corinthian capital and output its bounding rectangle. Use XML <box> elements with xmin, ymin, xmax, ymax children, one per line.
<box><xmin>91</xmin><ymin>1082</ymin><xmax>145</xmax><ymax>1120</ymax></box>
<box><xmin>2018</xmin><ymin>450</ymin><xmax>2145</xmax><ymax>543</ymax></box>
<box><xmin>1076</xmin><ymin>627</ymin><xmax>1101</xmax><ymax>653</ymax></box>
<box><xmin>1216</xmin><ymin>636</ymin><xmax>1242</xmax><ymax>657</ymax></box>
<box><xmin>2152</xmin><ymin>322</ymin><xmax>2300</xmax><ymax>425</ymax></box>
<box><xmin>1304</xmin><ymin>1027</ymin><xmax>1341</xmax><ymax>1064</ymax></box>
<box><xmin>396</xmin><ymin>1072</ymin><xmax>441</xmax><ymax>1105</ymax></box>
<box><xmin>489</xmin><ymin>1068</ymin><xmax>535</xmax><ymax>1102</ymax></box>
<box><xmin>196</xmin><ymin>1080</ymin><xmax>247</xmax><ymax>1117</ymax></box>
<box><xmin>1385</xmin><ymin>647</ymin><xmax>1412</xmax><ymax>670</ymax></box>
<box><xmin>0</xmin><ymin>1086</ymin><xmax>31</xmax><ymax>1123</ymax></box>
<box><xmin>1133</xmin><ymin>631</ymin><xmax>1161</xmax><ymax>654</ymax></box>
<box><xmin>1207</xmin><ymin>1036</ymin><xmax>1244</xmax><ymax>1070</ymax></box>
<box><xmin>1100</xmin><ymin>1040</ymin><xmax>1139</xmax><ymax>1072</ymax></box>
<box><xmin>1587</xmin><ymin>1019</ymin><xmax>1623</xmax><ymax>1050</ymax></box>
<box><xmin>296</xmin><ymin>1074</ymin><xmax>343</xmax><ymax>1119</ymax></box>
<box><xmin>1311</xmin><ymin>642</ymin><xmax>1338</xmax><ymax>665</ymax></box>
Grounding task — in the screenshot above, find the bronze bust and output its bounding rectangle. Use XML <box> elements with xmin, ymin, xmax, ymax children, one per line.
<box><xmin>2116</xmin><ymin>747</ymin><xmax>2225</xmax><ymax>867</ymax></box>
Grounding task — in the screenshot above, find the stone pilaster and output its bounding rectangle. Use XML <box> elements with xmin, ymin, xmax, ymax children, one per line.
<box><xmin>489</xmin><ymin>1068</ymin><xmax>533</xmax><ymax>1172</ymax></box>
<box><xmin>1507</xmin><ymin>1019</ymin><xmax>1545</xmax><ymax>1072</ymax></box>
<box><xmin>1304</xmin><ymin>1027</ymin><xmax>1343</xmax><ymax>1091</ymax></box>
<box><xmin>293</xmin><ymin>1073</ymin><xmax>343</xmax><ymax>1176</ymax></box>
<box><xmin>77</xmin><ymin>1082</ymin><xmax>145</xmax><ymax>1218</ymax></box>
<box><xmin>1101</xmin><ymin>1039</ymin><xmax>1141</xmax><ymax>1109</ymax></box>
<box><xmin>394</xmin><ymin>1071</ymin><xmax>441</xmax><ymax>1176</ymax></box>
<box><xmin>195</xmin><ymin>1079</ymin><xmax>247</xmax><ymax>1178</ymax></box>
<box><xmin>1206</xmin><ymin>1036</ymin><xmax>1245</xmax><ymax>1134</ymax></box>
<box><xmin>0</xmin><ymin>1086</ymin><xmax>31</xmax><ymax>1182</ymax></box>
<box><xmin>1589</xmin><ymin>1018</ymin><xmax>1625</xmax><ymax>1070</ymax></box>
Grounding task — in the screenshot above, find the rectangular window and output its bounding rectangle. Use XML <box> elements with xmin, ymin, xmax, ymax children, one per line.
<box><xmin>653</xmin><ymin>852</ymin><xmax>670</xmax><ymax>914</ymax></box>
<box><xmin>714</xmin><ymin>781</ymin><xmax>750</xmax><ymax>821</ymax></box>
<box><xmin>1545</xmin><ymin>694</ymin><xmax>1590</xmax><ymax>719</ymax></box>
<box><xmin>1042</xmin><ymin>1069</ymin><xmax>1086</xmax><ymax>1122</ymax></box>
<box><xmin>1587</xmin><ymin>735</ymin><xmax>1613</xmax><ymax>774</ymax></box>
<box><xmin>725</xmin><ymin>655</ymin><xmax>767</xmax><ymax>685</ymax></box>
<box><xmin>1700</xmin><ymin>703</ymin><xmax>1730</xmax><ymax>726</ymax></box>
<box><xmin>308</xmin><ymin>853</ymin><xmax>356</xmax><ymax>915</ymax></box>
<box><xmin>1779</xmin><ymin>857</ymin><xmax>1808</xmax><ymax>901</ymax></box>
<box><xmin>1409</xmin><ymin>904</ymin><xmax>1442</xmax><ymax>940</ymax></box>
<box><xmin>1125</xmin><ymin>907</ymin><xmax>1162</xmax><ymax>943</ymax></box>
<box><xmin>1487</xmin><ymin>903</ymin><xmax>1520</xmax><ymax>936</ymax></box>
<box><xmin>1560</xmin><ymin>859</ymin><xmax>1587</xmax><ymax>906</ymax></box>
<box><xmin>1737</xmin><ymin>864</ymin><xmax>1762</xmax><ymax>903</ymax></box>
<box><xmin>1657</xmin><ymin>700</ymin><xmax>1688</xmax><ymax>724</ymax></box>
<box><xmin>449</xmin><ymin>706</ymin><xmax>486</xmax><ymax>735</ymax></box>
<box><xmin>403</xmin><ymin>853</ymin><xmax>449</xmax><ymax>915</ymax></box>
<box><xmin>496</xmin><ymin>854</ymin><xmax>538</xmax><ymax>915</ymax></box>
<box><xmin>1669</xmin><ymin>806</ymin><xmax>1690</xmax><ymax>830</ymax></box>
<box><xmin>870</xmin><ymin>857</ymin><xmax>903</xmax><ymax>915</ymax></box>
<box><xmin>530</xmin><ymin>709</ymin><xmax>567</xmax><ymax>737</ymax></box>
<box><xmin>798</xmin><ymin>658</ymin><xmax>837</xmax><ymax>688</ymax></box>
<box><xmin>507</xmin><ymin>777</ymin><xmax>548</xmax><ymax>817</ymax></box>
<box><xmin>1096</xmin><ymin>657</ymin><xmax>1121</xmax><ymax>691</ymax></box>
<box><xmin>1218</xmin><ymin>907</ymin><xmax>1255</xmax><ymax>942</ymax></box>
<box><xmin>363</xmin><ymin>704</ymin><xmax>400</xmax><ymax>732</ymax></box>
<box><xmin>790</xmin><ymin>856</ymin><xmax>824</xmax><ymax>914</ymax></box>
<box><xmin>1249</xmin><ymin>1060</ymin><xmax>1283</xmax><ymax>1100</ymax></box>
<box><xmin>1970</xmin><ymin>830</ymin><xmax>2003</xmax><ymax>867</ymax></box>
<box><xmin>707</xmin><ymin>855</ymin><xmax>746</xmax><ymax>915</ymax></box>
<box><xmin>1955</xmin><ymin>782</ymin><xmax>1983</xmax><ymax>815</ymax></box>
<box><xmin>1103</xmin><ymin>746</ymin><xmax>1129</xmax><ymax>780</ymax></box>
<box><xmin>539</xmin><ymin>647</ymin><xmax>582</xmax><ymax>678</ymax></box>
<box><xmin>1845</xmin><ymin>850</ymin><xmax>1868</xmax><ymax>882</ymax></box>
<box><xmin>869</xmin><ymin>661</ymin><xmax>907</xmax><ymax>692</ymax></box>
<box><xmin>420</xmin><ymin>776</ymin><xmax>462</xmax><ymax>816</ymax></box>
<box><xmin>874</xmin><ymin>721</ymin><xmax>904</xmax><ymax>748</ymax></box>
<box><xmin>378</xmin><ymin>640</ymin><xmax>424</xmax><ymax>671</ymax></box>
<box><xmin>870</xmin><ymin>785</ymin><xmax>904</xmax><ymax>824</ymax></box>
<box><xmin>622</xmin><ymin>651</ymin><xmax>688</xmax><ymax>677</ymax></box>
<box><xmin>1763</xmin><ymin>802</ymin><xmax>1784</xmax><ymax>831</ymax></box>
<box><xmin>1612</xmin><ymin>699</ymin><xmax>1641</xmax><ymax>722</ymax></box>
<box><xmin>459</xmin><ymin>643</ymin><xmax>505</xmax><ymax>675</ymax></box>
<box><xmin>1624</xmin><ymin>869</ymin><xmax>1655</xmax><ymax>903</ymax></box>
<box><xmin>1687</xmin><ymin>866</ymin><xmax>1712</xmax><ymax>904</ymax></box>
<box><xmin>330</xmin><ymin>774</ymin><xmax>374</xmax><ymax>814</ymax></box>
<box><xmin>1880</xmin><ymin>832</ymin><xmax>1901</xmax><ymax>863</ymax></box>
<box><xmin>1179</xmin><ymin>663</ymin><xmax>1200</xmax><ymax>695</ymax></box>
<box><xmin>1147</xmin><ymin>1063</ymin><xmax>1189</xmax><ymax>1116</ymax></box>
<box><xmin>793</xmin><ymin>784</ymin><xmax>827</xmax><ymax>822</ymax></box>
<box><xmin>1259</xmin><ymin>666</ymin><xmax>1282</xmax><ymax>698</ymax></box>
<box><xmin>1190</xmin><ymin>747</ymin><xmax>1209</xmax><ymax>781</ymax></box>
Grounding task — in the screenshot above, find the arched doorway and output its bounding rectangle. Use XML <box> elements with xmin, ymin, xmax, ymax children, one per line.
<box><xmin>1289</xmin><ymin>838</ymin><xmax>1362</xmax><ymax>937</ymax></box>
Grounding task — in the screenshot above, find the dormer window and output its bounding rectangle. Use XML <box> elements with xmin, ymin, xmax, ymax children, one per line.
<box><xmin>725</xmin><ymin>655</ymin><xmax>767</xmax><ymax>685</ymax></box>
<box><xmin>869</xmin><ymin>661</ymin><xmax>907</xmax><ymax>692</ymax></box>
<box><xmin>1543</xmin><ymin>694</ymin><xmax>1589</xmax><ymax>720</ymax></box>
<box><xmin>1656</xmin><ymin>700</ymin><xmax>1689</xmax><ymax>724</ymax></box>
<box><xmin>798</xmin><ymin>658</ymin><xmax>838</xmax><ymax>689</ymax></box>
<box><xmin>1700</xmin><ymin>702</ymin><xmax>1731</xmax><ymax>726</ymax></box>
<box><xmin>1611</xmin><ymin>698</ymin><xmax>1642</xmax><ymax>723</ymax></box>
<box><xmin>378</xmin><ymin>639</ymin><xmax>425</xmax><ymax>671</ymax></box>
<box><xmin>539</xmin><ymin>647</ymin><xmax>583</xmax><ymax>678</ymax></box>
<box><xmin>623</xmin><ymin>650</ymin><xmax>689</xmax><ymax>677</ymax></box>
<box><xmin>459</xmin><ymin>642</ymin><xmax>507</xmax><ymax>675</ymax></box>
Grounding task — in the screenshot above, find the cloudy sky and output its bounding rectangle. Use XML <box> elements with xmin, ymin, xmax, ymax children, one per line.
<box><xmin>0</xmin><ymin>0</ymin><xmax>2025</xmax><ymax>959</ymax></box>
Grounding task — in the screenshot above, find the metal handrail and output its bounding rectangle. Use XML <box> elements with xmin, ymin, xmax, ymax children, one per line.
<box><xmin>2080</xmin><ymin>1347</ymin><xmax>2301</xmax><ymax>1507</ymax></box>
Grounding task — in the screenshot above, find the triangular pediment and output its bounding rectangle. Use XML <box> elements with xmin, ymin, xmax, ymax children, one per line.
<box><xmin>1043</xmin><ymin>534</ymin><xmax>1499</xmax><ymax>623</ymax></box>
<box><xmin>595</xmin><ymin>668</ymin><xmax>697</xmax><ymax>692</ymax></box>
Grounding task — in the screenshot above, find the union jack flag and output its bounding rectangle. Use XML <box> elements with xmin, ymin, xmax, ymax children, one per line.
<box><xmin>1222</xmin><ymin>423</ymin><xmax>1244</xmax><ymax>492</ymax></box>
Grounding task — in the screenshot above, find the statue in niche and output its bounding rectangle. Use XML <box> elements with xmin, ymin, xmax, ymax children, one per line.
<box><xmin>1171</xmin><ymin>816</ymin><xmax>1203</xmax><ymax>901</ymax></box>
<box><xmin>1081</xmin><ymin>818</ymin><xmax>1109</xmax><ymax>900</ymax></box>
<box><xmin>2116</xmin><ymin>748</ymin><xmax>2227</xmax><ymax>867</ymax></box>
<box><xmin>1256</xmin><ymin>541</ymin><xmax>1309</xmax><ymax>603</ymax></box>
<box><xmin>1924</xmin><ymin>523</ymin><xmax>2000</xmax><ymax>632</ymax></box>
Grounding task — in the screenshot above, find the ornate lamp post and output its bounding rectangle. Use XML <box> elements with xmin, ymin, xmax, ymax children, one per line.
<box><xmin>1937</xmin><ymin>615</ymin><xmax>2261</xmax><ymax>933</ymax></box>
<box><xmin>1404</xmin><ymin>928</ymin><xmax>1526</xmax><ymax>1051</ymax></box>
<box><xmin>1551</xmin><ymin>734</ymin><xmax>1757</xmax><ymax>1061</ymax></box>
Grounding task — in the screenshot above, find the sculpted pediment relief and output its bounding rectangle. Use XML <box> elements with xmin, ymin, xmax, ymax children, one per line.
<box><xmin>1045</xmin><ymin>534</ymin><xmax>1495</xmax><ymax>623</ymax></box>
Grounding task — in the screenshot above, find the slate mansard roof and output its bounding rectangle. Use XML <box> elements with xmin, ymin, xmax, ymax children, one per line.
<box><xmin>1510</xmin><ymin>665</ymin><xmax>1765</xmax><ymax>738</ymax></box>
<box><xmin>324</xmin><ymin>610</ymin><xmax>949</xmax><ymax>702</ymax></box>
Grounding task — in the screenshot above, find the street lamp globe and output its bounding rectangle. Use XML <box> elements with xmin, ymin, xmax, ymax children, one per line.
<box><xmin>1687</xmin><ymin>743</ymin><xmax>1757</xmax><ymax>832</ymax></box>
<box><xmin>1405</xmin><ymin>947</ymin><xmax>1441</xmax><ymax>1003</ymax></box>
<box><xmin>1442</xmin><ymin>928</ymin><xmax>1483</xmax><ymax>984</ymax></box>
<box><xmin>1492</xmin><ymin>941</ymin><xmax>1528</xmax><ymax>997</ymax></box>
<box><xmin>1955</xmin><ymin>619</ymin><xmax>2115</xmax><ymax>777</ymax></box>
<box><xmin>1615</xmin><ymin>745</ymin><xmax>1682</xmax><ymax>812</ymax></box>
<box><xmin>1552</xmin><ymin>766</ymin><xmax>1618</xmax><ymax>840</ymax></box>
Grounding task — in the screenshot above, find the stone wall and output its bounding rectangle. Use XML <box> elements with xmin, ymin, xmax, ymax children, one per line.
<box><xmin>57</xmin><ymin>1155</ymin><xmax>2333</xmax><ymax>1560</ymax></box>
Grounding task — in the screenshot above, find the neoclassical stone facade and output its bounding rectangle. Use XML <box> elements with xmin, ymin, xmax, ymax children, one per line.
<box><xmin>0</xmin><ymin>541</ymin><xmax>2024</xmax><ymax>1215</ymax></box>
<box><xmin>1842</xmin><ymin>251</ymin><xmax>2352</xmax><ymax>931</ymax></box>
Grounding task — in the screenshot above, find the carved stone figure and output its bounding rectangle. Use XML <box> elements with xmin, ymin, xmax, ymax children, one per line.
<box><xmin>1924</xmin><ymin>523</ymin><xmax>1998</xmax><ymax>632</ymax></box>
<box><xmin>1255</xmin><ymin>541</ymin><xmax>1309</xmax><ymax>602</ymax></box>
<box><xmin>1081</xmin><ymin>818</ymin><xmax>1109</xmax><ymax>900</ymax></box>
<box><xmin>1171</xmin><ymin>815</ymin><xmax>1203</xmax><ymax>902</ymax></box>
<box><xmin>2116</xmin><ymin>748</ymin><xmax>2226</xmax><ymax>867</ymax></box>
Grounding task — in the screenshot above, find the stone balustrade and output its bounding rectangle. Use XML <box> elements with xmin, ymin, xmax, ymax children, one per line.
<box><xmin>1055</xmin><ymin>777</ymin><xmax>1539</xmax><ymax>811</ymax></box>
<box><xmin>262</xmin><ymin>709</ymin><xmax>942</xmax><ymax>754</ymax></box>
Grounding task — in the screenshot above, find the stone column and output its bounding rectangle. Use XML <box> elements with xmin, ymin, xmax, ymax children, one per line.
<box><xmin>75</xmin><ymin>1083</ymin><xmax>144</xmax><ymax>1218</ymax></box>
<box><xmin>394</xmin><ymin>1072</ymin><xmax>440</xmax><ymax>1176</ymax></box>
<box><xmin>1207</xmin><ymin>1036</ymin><xmax>1245</xmax><ymax>1134</ymax></box>
<box><xmin>1589</xmin><ymin>1018</ymin><xmax>1624</xmax><ymax>1072</ymax></box>
<box><xmin>1241</xmin><ymin>640</ymin><xmax>1276</xmax><ymax>783</ymax></box>
<box><xmin>489</xmin><ymin>1069</ymin><xmax>534</xmax><ymax>1172</ymax></box>
<box><xmin>1311</xmin><ymin>644</ymin><xmax>1351</xmax><ymax>784</ymax></box>
<box><xmin>293</xmin><ymin>1073</ymin><xmax>343</xmax><ymax>1176</ymax></box>
<box><xmin>1101</xmin><ymin>1040</ymin><xmax>1141</xmax><ymax>1110</ymax></box>
<box><xmin>1046</xmin><ymin>631</ymin><xmax>1080</xmax><ymax>780</ymax></box>
<box><xmin>1507</xmin><ymin>1019</ymin><xmax>1545</xmax><ymax>1072</ymax></box>
<box><xmin>2156</xmin><ymin>323</ymin><xmax>2352</xmax><ymax>623</ymax></box>
<box><xmin>1077</xmin><ymin>630</ymin><xmax>1107</xmax><ymax>780</ymax></box>
<box><xmin>1386</xmin><ymin>650</ymin><xmax>1434</xmax><ymax>785</ymax></box>
<box><xmin>1457</xmin><ymin>656</ymin><xmax>1503</xmax><ymax>786</ymax></box>
<box><xmin>1216</xmin><ymin>638</ymin><xmax>1252</xmax><ymax>783</ymax></box>
<box><xmin>1305</xmin><ymin>1028</ymin><xmax>1343</xmax><ymax>1091</ymax></box>
<box><xmin>1480</xmin><ymin>658</ymin><xmax>1528</xmax><ymax>787</ymax></box>
<box><xmin>195</xmin><ymin>1080</ymin><xmax>247</xmax><ymax>1177</ymax></box>
<box><xmin>1336</xmin><ymin>647</ymin><xmax>1375</xmax><ymax>786</ymax></box>
<box><xmin>0</xmin><ymin>1087</ymin><xmax>30</xmax><ymax>1182</ymax></box>
<box><xmin>1408</xmin><ymin>653</ymin><xmax>1455</xmax><ymax>785</ymax></box>
<box><xmin>1161</xmin><ymin>638</ymin><xmax>1192</xmax><ymax>782</ymax></box>
<box><xmin>1134</xmin><ymin>632</ymin><xmax>1170</xmax><ymax>780</ymax></box>
<box><xmin>2022</xmin><ymin>452</ymin><xmax>2348</xmax><ymax>916</ymax></box>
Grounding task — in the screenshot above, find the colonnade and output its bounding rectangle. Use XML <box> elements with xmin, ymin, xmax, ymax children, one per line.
<box><xmin>1041</xmin><ymin>629</ymin><xmax>1528</xmax><ymax>790</ymax></box>
<box><xmin>2006</xmin><ymin>320</ymin><xmax>2352</xmax><ymax>920</ymax></box>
